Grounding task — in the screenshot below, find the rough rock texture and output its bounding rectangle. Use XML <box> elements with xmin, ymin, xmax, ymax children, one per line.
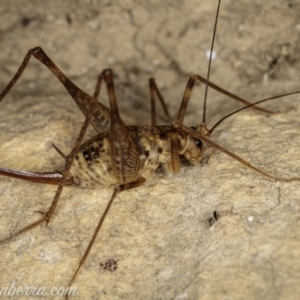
<box><xmin>0</xmin><ymin>0</ymin><xmax>300</xmax><ymax>299</ymax></box>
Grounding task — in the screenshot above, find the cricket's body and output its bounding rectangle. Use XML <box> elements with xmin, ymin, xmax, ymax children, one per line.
<box><xmin>70</xmin><ymin>125</ymin><xmax>203</xmax><ymax>188</ymax></box>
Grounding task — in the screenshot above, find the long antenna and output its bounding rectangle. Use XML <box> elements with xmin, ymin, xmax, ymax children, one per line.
<box><xmin>207</xmin><ymin>90</ymin><xmax>300</xmax><ymax>136</ymax></box>
<box><xmin>201</xmin><ymin>0</ymin><xmax>221</xmax><ymax>127</ymax></box>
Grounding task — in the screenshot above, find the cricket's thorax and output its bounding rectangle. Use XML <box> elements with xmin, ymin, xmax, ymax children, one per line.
<box><xmin>68</xmin><ymin>125</ymin><xmax>191</xmax><ymax>188</ymax></box>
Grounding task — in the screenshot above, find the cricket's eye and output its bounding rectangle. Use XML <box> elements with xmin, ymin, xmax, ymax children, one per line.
<box><xmin>195</xmin><ymin>139</ymin><xmax>202</xmax><ymax>148</ymax></box>
<box><xmin>190</xmin><ymin>126</ymin><xmax>202</xmax><ymax>148</ymax></box>
<box><xmin>182</xmin><ymin>127</ymin><xmax>204</xmax><ymax>164</ymax></box>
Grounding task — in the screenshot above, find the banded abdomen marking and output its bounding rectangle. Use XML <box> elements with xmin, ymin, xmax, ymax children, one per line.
<box><xmin>69</xmin><ymin>133</ymin><xmax>117</xmax><ymax>188</ymax></box>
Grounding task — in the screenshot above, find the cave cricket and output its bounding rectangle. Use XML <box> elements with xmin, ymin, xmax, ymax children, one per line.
<box><xmin>0</xmin><ymin>0</ymin><xmax>299</xmax><ymax>288</ymax></box>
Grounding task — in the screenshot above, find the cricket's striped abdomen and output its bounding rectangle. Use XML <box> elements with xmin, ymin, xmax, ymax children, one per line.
<box><xmin>70</xmin><ymin>132</ymin><xmax>118</xmax><ymax>188</ymax></box>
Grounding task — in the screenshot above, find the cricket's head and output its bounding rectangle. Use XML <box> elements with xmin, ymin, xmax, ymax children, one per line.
<box><xmin>181</xmin><ymin>125</ymin><xmax>206</xmax><ymax>165</ymax></box>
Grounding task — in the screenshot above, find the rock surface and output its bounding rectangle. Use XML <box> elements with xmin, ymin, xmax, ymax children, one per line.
<box><xmin>0</xmin><ymin>0</ymin><xmax>300</xmax><ymax>299</ymax></box>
